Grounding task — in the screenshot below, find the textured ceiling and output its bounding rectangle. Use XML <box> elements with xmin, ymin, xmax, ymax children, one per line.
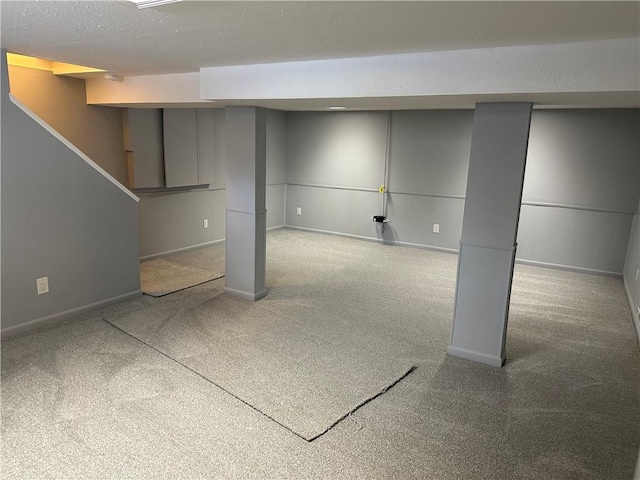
<box><xmin>1</xmin><ymin>1</ymin><xmax>639</xmax><ymax>77</ymax></box>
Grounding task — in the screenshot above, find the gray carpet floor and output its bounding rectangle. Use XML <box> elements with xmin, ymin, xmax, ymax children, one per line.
<box><xmin>2</xmin><ymin>229</ymin><xmax>639</xmax><ymax>479</ymax></box>
<box><xmin>140</xmin><ymin>243</ymin><xmax>226</xmax><ymax>296</ymax></box>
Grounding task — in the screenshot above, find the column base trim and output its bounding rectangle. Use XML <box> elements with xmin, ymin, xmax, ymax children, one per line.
<box><xmin>226</xmin><ymin>208</ymin><xmax>267</xmax><ymax>216</ymax></box>
<box><xmin>460</xmin><ymin>240</ymin><xmax>516</xmax><ymax>252</ymax></box>
<box><xmin>622</xmin><ymin>276</ymin><xmax>640</xmax><ymax>349</ymax></box>
<box><xmin>224</xmin><ymin>287</ymin><xmax>268</xmax><ymax>301</ymax></box>
<box><xmin>447</xmin><ymin>345</ymin><xmax>505</xmax><ymax>368</ymax></box>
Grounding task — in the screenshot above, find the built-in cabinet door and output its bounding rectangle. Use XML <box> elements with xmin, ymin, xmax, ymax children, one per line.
<box><xmin>163</xmin><ymin>108</ymin><xmax>199</xmax><ymax>188</ymax></box>
<box><xmin>196</xmin><ymin>108</ymin><xmax>215</xmax><ymax>185</ymax></box>
<box><xmin>124</xmin><ymin>108</ymin><xmax>165</xmax><ymax>189</ymax></box>
<box><xmin>124</xmin><ymin>107</ymin><xmax>215</xmax><ymax>190</ymax></box>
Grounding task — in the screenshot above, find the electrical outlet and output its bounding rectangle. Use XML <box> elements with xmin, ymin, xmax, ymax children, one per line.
<box><xmin>433</xmin><ymin>223</ymin><xmax>440</xmax><ymax>234</ymax></box>
<box><xmin>296</xmin><ymin>207</ymin><xmax>302</xmax><ymax>216</ymax></box>
<box><xmin>203</xmin><ymin>219</ymin><xmax>208</xmax><ymax>229</ymax></box>
<box><xmin>36</xmin><ymin>277</ymin><xmax>49</xmax><ymax>295</ymax></box>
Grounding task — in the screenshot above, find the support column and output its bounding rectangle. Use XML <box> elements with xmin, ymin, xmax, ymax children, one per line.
<box><xmin>448</xmin><ymin>103</ymin><xmax>532</xmax><ymax>367</ymax></box>
<box><xmin>224</xmin><ymin>107</ymin><xmax>267</xmax><ymax>301</ymax></box>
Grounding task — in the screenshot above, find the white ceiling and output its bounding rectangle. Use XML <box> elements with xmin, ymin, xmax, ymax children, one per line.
<box><xmin>2</xmin><ymin>1</ymin><xmax>639</xmax><ymax>77</ymax></box>
<box><xmin>2</xmin><ymin>1</ymin><xmax>639</xmax><ymax>110</ymax></box>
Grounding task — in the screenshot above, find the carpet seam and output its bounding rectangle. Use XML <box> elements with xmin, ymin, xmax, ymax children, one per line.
<box><xmin>142</xmin><ymin>273</ymin><xmax>225</xmax><ymax>297</ymax></box>
<box><xmin>102</xmin><ymin>318</ymin><xmax>309</xmax><ymax>442</ymax></box>
<box><xmin>102</xmin><ymin>318</ymin><xmax>415</xmax><ymax>443</ymax></box>
<box><xmin>305</xmin><ymin>365</ymin><xmax>417</xmax><ymax>441</ymax></box>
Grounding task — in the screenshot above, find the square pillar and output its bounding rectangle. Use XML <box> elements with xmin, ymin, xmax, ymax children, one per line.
<box><xmin>448</xmin><ymin>103</ymin><xmax>532</xmax><ymax>366</ymax></box>
<box><xmin>224</xmin><ymin>107</ymin><xmax>267</xmax><ymax>301</ymax></box>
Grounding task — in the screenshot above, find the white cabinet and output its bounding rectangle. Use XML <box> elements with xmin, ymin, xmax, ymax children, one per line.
<box><xmin>124</xmin><ymin>108</ymin><xmax>215</xmax><ymax>190</ymax></box>
<box><xmin>196</xmin><ymin>109</ymin><xmax>215</xmax><ymax>185</ymax></box>
<box><xmin>163</xmin><ymin>108</ymin><xmax>214</xmax><ymax>188</ymax></box>
<box><xmin>123</xmin><ymin>109</ymin><xmax>165</xmax><ymax>189</ymax></box>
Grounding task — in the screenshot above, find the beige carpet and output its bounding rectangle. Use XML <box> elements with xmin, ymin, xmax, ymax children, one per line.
<box><xmin>140</xmin><ymin>244</ymin><xmax>226</xmax><ymax>297</ymax></box>
<box><xmin>3</xmin><ymin>229</ymin><xmax>638</xmax><ymax>479</ymax></box>
<box><xmin>134</xmin><ymin>237</ymin><xmax>419</xmax><ymax>441</ymax></box>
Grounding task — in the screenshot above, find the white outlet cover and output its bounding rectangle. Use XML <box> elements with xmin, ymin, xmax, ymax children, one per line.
<box><xmin>203</xmin><ymin>219</ymin><xmax>209</xmax><ymax>229</ymax></box>
<box><xmin>37</xmin><ymin>276</ymin><xmax>49</xmax><ymax>295</ymax></box>
<box><xmin>296</xmin><ymin>207</ymin><xmax>302</xmax><ymax>216</ymax></box>
<box><xmin>433</xmin><ymin>223</ymin><xmax>440</xmax><ymax>234</ymax></box>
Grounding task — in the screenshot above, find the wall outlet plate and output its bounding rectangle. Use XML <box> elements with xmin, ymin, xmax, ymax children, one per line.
<box><xmin>296</xmin><ymin>207</ymin><xmax>302</xmax><ymax>216</ymax></box>
<box><xmin>37</xmin><ymin>277</ymin><xmax>49</xmax><ymax>295</ymax></box>
<box><xmin>433</xmin><ymin>223</ymin><xmax>440</xmax><ymax>234</ymax></box>
<box><xmin>203</xmin><ymin>219</ymin><xmax>208</xmax><ymax>229</ymax></box>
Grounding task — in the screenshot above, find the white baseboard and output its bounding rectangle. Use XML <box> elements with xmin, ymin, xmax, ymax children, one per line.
<box><xmin>623</xmin><ymin>276</ymin><xmax>640</xmax><ymax>349</ymax></box>
<box><xmin>284</xmin><ymin>225</ymin><xmax>458</xmax><ymax>255</ymax></box>
<box><xmin>224</xmin><ymin>287</ymin><xmax>268</xmax><ymax>301</ymax></box>
<box><xmin>392</xmin><ymin>239</ymin><xmax>459</xmax><ymax>255</ymax></box>
<box><xmin>514</xmin><ymin>258</ymin><xmax>622</xmax><ymax>278</ymax></box>
<box><xmin>284</xmin><ymin>225</ymin><xmax>381</xmax><ymax>244</ymax></box>
<box><xmin>284</xmin><ymin>226</ymin><xmax>626</xmax><ymax>278</ymax></box>
<box><xmin>139</xmin><ymin>225</ymin><xmax>285</xmax><ymax>261</ymax></box>
<box><xmin>1</xmin><ymin>290</ymin><xmax>143</xmax><ymax>339</ymax></box>
<box><xmin>140</xmin><ymin>239</ymin><xmax>225</xmax><ymax>261</ymax></box>
<box><xmin>447</xmin><ymin>345</ymin><xmax>505</xmax><ymax>368</ymax></box>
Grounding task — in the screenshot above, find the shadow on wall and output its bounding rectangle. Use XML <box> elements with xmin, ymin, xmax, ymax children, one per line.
<box><xmin>377</xmin><ymin>223</ymin><xmax>398</xmax><ymax>244</ymax></box>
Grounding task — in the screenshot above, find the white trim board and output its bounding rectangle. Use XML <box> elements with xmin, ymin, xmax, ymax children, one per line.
<box><xmin>284</xmin><ymin>225</ymin><xmax>458</xmax><ymax>255</ymax></box>
<box><xmin>140</xmin><ymin>238</ymin><xmax>225</xmax><ymax>261</ymax></box>
<box><xmin>513</xmin><ymin>259</ymin><xmax>622</xmax><ymax>278</ymax></box>
<box><xmin>623</xmin><ymin>276</ymin><xmax>640</xmax><ymax>351</ymax></box>
<box><xmin>447</xmin><ymin>346</ymin><xmax>505</xmax><ymax>368</ymax></box>
<box><xmin>283</xmin><ymin>226</ymin><xmax>626</xmax><ymax>271</ymax></box>
<box><xmin>224</xmin><ymin>287</ymin><xmax>268</xmax><ymax>301</ymax></box>
<box><xmin>1</xmin><ymin>290</ymin><xmax>143</xmax><ymax>339</ymax></box>
<box><xmin>139</xmin><ymin>225</ymin><xmax>285</xmax><ymax>261</ymax></box>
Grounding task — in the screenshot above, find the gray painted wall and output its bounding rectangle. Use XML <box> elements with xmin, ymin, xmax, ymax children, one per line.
<box><xmin>285</xmin><ymin>109</ymin><xmax>639</xmax><ymax>275</ymax></box>
<box><xmin>1</xmin><ymin>50</ymin><xmax>140</xmax><ymax>333</ymax></box>
<box><xmin>138</xmin><ymin>108</ymin><xmax>286</xmax><ymax>258</ymax></box>
<box><xmin>523</xmin><ymin>110</ymin><xmax>638</xmax><ymax>212</ymax></box>
<box><xmin>384</xmin><ymin>110</ymin><xmax>473</xmax><ymax>251</ymax></box>
<box><xmin>518</xmin><ymin>110</ymin><xmax>639</xmax><ymax>274</ymax></box>
<box><xmin>285</xmin><ymin>110</ymin><xmax>473</xmax><ymax>249</ymax></box>
<box><xmin>285</xmin><ymin>111</ymin><xmax>388</xmax><ymax>240</ymax></box>
<box><xmin>287</xmin><ymin>112</ymin><xmax>388</xmax><ymax>189</ymax></box>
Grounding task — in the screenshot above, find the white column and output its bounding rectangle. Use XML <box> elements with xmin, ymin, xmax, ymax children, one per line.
<box><xmin>448</xmin><ymin>103</ymin><xmax>532</xmax><ymax>367</ymax></box>
<box><xmin>224</xmin><ymin>107</ymin><xmax>267</xmax><ymax>301</ymax></box>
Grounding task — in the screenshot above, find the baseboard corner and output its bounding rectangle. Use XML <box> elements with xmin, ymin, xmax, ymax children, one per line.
<box><xmin>447</xmin><ymin>345</ymin><xmax>505</xmax><ymax>368</ymax></box>
<box><xmin>224</xmin><ymin>287</ymin><xmax>268</xmax><ymax>301</ymax></box>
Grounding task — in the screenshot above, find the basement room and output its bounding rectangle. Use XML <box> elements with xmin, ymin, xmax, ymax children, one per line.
<box><xmin>1</xmin><ymin>2</ymin><xmax>639</xmax><ymax>479</ymax></box>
